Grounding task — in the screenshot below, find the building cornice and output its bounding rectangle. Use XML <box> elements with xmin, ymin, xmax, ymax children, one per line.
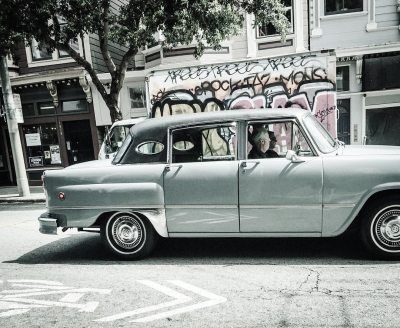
<box><xmin>10</xmin><ymin>67</ymin><xmax>85</xmax><ymax>86</ymax></box>
<box><xmin>336</xmin><ymin>43</ymin><xmax>400</xmax><ymax>58</ymax></box>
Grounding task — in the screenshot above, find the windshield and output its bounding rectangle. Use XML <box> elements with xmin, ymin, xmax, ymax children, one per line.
<box><xmin>303</xmin><ymin>115</ymin><xmax>336</xmax><ymax>153</ymax></box>
<box><xmin>112</xmin><ymin>133</ymin><xmax>132</xmax><ymax>164</ymax></box>
<box><xmin>106</xmin><ymin>125</ymin><xmax>133</xmax><ymax>154</ymax></box>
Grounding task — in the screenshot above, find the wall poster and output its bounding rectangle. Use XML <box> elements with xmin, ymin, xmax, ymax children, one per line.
<box><xmin>29</xmin><ymin>156</ymin><xmax>43</xmax><ymax>167</ymax></box>
<box><xmin>50</xmin><ymin>145</ymin><xmax>61</xmax><ymax>164</ymax></box>
<box><xmin>25</xmin><ymin>133</ymin><xmax>41</xmax><ymax>147</ymax></box>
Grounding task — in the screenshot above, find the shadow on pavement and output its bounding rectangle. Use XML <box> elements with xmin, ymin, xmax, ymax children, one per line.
<box><xmin>4</xmin><ymin>232</ymin><xmax>397</xmax><ymax>265</ymax></box>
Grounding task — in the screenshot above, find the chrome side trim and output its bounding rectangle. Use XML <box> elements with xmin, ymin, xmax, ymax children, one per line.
<box><xmin>165</xmin><ymin>205</ymin><xmax>237</xmax><ymax>209</ymax></box>
<box><xmin>169</xmin><ymin>232</ymin><xmax>321</xmax><ymax>238</ymax></box>
<box><xmin>323</xmin><ymin>204</ymin><xmax>355</xmax><ymax>208</ymax></box>
<box><xmin>48</xmin><ymin>205</ymin><xmax>164</xmax><ymax>210</ymax></box>
<box><xmin>240</xmin><ymin>205</ymin><xmax>321</xmax><ymax>209</ymax></box>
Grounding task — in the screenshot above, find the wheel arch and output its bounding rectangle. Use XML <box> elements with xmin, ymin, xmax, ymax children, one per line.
<box><xmin>346</xmin><ymin>188</ymin><xmax>400</xmax><ymax>234</ymax></box>
<box><xmin>91</xmin><ymin>208</ymin><xmax>168</xmax><ymax>238</ymax></box>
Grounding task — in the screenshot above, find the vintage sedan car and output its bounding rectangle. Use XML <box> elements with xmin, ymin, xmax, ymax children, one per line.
<box><xmin>39</xmin><ymin>109</ymin><xmax>400</xmax><ymax>259</ymax></box>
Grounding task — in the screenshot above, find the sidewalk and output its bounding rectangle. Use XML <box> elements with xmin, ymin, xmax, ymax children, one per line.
<box><xmin>0</xmin><ymin>186</ymin><xmax>45</xmax><ymax>204</ymax></box>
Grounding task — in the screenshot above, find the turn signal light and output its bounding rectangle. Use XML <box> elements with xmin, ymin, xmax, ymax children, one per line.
<box><xmin>58</xmin><ymin>192</ymin><xmax>66</xmax><ymax>201</ymax></box>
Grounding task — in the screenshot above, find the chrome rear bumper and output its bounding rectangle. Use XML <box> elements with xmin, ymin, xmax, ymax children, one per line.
<box><xmin>38</xmin><ymin>212</ymin><xmax>58</xmax><ymax>235</ymax></box>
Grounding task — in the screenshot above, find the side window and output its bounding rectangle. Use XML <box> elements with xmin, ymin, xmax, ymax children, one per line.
<box><xmin>136</xmin><ymin>141</ymin><xmax>164</xmax><ymax>155</ymax></box>
<box><xmin>172</xmin><ymin>124</ymin><xmax>236</xmax><ymax>163</ymax></box>
<box><xmin>247</xmin><ymin>121</ymin><xmax>313</xmax><ymax>159</ymax></box>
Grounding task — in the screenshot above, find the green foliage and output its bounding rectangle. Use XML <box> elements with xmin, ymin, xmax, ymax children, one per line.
<box><xmin>1</xmin><ymin>0</ymin><xmax>289</xmax><ymax>57</ymax></box>
<box><xmin>0</xmin><ymin>0</ymin><xmax>289</xmax><ymax>119</ymax></box>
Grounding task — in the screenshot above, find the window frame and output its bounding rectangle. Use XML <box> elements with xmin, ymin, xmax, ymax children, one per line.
<box><xmin>246</xmin><ymin>119</ymin><xmax>317</xmax><ymax>159</ymax></box>
<box><xmin>324</xmin><ymin>0</ymin><xmax>363</xmax><ymax>16</ymax></box>
<box><xmin>256</xmin><ymin>0</ymin><xmax>294</xmax><ymax>39</ymax></box>
<box><xmin>135</xmin><ymin>141</ymin><xmax>165</xmax><ymax>155</ymax></box>
<box><xmin>336</xmin><ymin>65</ymin><xmax>350</xmax><ymax>92</ymax></box>
<box><xmin>168</xmin><ymin>122</ymin><xmax>238</xmax><ymax>164</ymax></box>
<box><xmin>25</xmin><ymin>37</ymin><xmax>84</xmax><ymax>67</ymax></box>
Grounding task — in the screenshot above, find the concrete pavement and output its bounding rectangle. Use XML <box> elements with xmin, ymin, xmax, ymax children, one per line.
<box><xmin>0</xmin><ymin>185</ymin><xmax>45</xmax><ymax>203</ymax></box>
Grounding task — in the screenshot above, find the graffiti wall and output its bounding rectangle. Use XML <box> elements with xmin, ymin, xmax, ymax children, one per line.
<box><xmin>148</xmin><ymin>54</ymin><xmax>337</xmax><ymax>136</ymax></box>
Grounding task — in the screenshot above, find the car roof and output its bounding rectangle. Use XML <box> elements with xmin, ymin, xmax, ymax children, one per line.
<box><xmin>132</xmin><ymin>108</ymin><xmax>310</xmax><ymax>135</ymax></box>
<box><xmin>111</xmin><ymin>117</ymin><xmax>146</xmax><ymax>127</ymax></box>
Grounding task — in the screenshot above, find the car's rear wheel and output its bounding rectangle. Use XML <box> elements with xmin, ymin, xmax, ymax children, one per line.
<box><xmin>101</xmin><ymin>212</ymin><xmax>157</xmax><ymax>259</ymax></box>
<box><xmin>361</xmin><ymin>196</ymin><xmax>400</xmax><ymax>259</ymax></box>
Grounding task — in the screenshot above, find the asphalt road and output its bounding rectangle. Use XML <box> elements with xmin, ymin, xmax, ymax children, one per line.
<box><xmin>1</xmin><ymin>204</ymin><xmax>399</xmax><ymax>328</ymax></box>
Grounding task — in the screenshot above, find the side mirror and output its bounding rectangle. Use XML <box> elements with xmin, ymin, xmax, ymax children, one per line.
<box><xmin>286</xmin><ymin>150</ymin><xmax>305</xmax><ymax>163</ymax></box>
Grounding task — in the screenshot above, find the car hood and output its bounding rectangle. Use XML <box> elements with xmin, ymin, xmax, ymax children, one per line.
<box><xmin>65</xmin><ymin>159</ymin><xmax>114</xmax><ymax>170</ymax></box>
<box><xmin>339</xmin><ymin>145</ymin><xmax>400</xmax><ymax>156</ymax></box>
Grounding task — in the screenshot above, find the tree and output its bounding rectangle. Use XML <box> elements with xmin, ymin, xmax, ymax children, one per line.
<box><xmin>0</xmin><ymin>0</ymin><xmax>289</xmax><ymax>122</ymax></box>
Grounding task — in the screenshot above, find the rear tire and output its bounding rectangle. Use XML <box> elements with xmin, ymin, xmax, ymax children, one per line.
<box><xmin>361</xmin><ymin>196</ymin><xmax>400</xmax><ymax>259</ymax></box>
<box><xmin>101</xmin><ymin>212</ymin><xmax>157</xmax><ymax>260</ymax></box>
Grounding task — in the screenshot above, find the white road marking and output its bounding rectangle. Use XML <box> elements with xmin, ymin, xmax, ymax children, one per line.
<box><xmin>8</xmin><ymin>279</ymin><xmax>63</xmax><ymax>286</ymax></box>
<box><xmin>3</xmin><ymin>297</ymin><xmax>100</xmax><ymax>312</ymax></box>
<box><xmin>131</xmin><ymin>281</ymin><xmax>227</xmax><ymax>323</ymax></box>
<box><xmin>0</xmin><ymin>309</ymin><xmax>30</xmax><ymax>317</ymax></box>
<box><xmin>60</xmin><ymin>293</ymin><xmax>85</xmax><ymax>303</ymax></box>
<box><xmin>96</xmin><ymin>280</ymin><xmax>226</xmax><ymax>323</ymax></box>
<box><xmin>0</xmin><ymin>279</ymin><xmax>111</xmax><ymax>318</ymax></box>
<box><xmin>2</xmin><ymin>287</ymin><xmax>111</xmax><ymax>299</ymax></box>
<box><xmin>95</xmin><ymin>280</ymin><xmax>191</xmax><ymax>322</ymax></box>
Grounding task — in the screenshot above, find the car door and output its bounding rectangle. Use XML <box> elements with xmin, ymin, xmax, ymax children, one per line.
<box><xmin>239</xmin><ymin>120</ymin><xmax>323</xmax><ymax>233</ymax></box>
<box><xmin>163</xmin><ymin>122</ymin><xmax>239</xmax><ymax>233</ymax></box>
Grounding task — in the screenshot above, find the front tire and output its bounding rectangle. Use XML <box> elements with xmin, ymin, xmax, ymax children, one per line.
<box><xmin>361</xmin><ymin>196</ymin><xmax>400</xmax><ymax>259</ymax></box>
<box><xmin>101</xmin><ymin>212</ymin><xmax>157</xmax><ymax>260</ymax></box>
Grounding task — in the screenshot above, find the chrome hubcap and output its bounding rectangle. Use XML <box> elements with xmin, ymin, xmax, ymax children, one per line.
<box><xmin>112</xmin><ymin>216</ymin><xmax>143</xmax><ymax>250</ymax></box>
<box><xmin>374</xmin><ymin>208</ymin><xmax>400</xmax><ymax>249</ymax></box>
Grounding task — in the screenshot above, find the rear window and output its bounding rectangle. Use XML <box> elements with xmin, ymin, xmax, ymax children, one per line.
<box><xmin>136</xmin><ymin>141</ymin><xmax>164</xmax><ymax>155</ymax></box>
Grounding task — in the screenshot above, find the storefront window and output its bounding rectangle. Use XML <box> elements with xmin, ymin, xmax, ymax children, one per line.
<box><xmin>23</xmin><ymin>123</ymin><xmax>62</xmax><ymax>168</ymax></box>
<box><xmin>337</xmin><ymin>99</ymin><xmax>350</xmax><ymax>144</ymax></box>
<box><xmin>366</xmin><ymin>107</ymin><xmax>400</xmax><ymax>146</ymax></box>
<box><xmin>62</xmin><ymin>99</ymin><xmax>87</xmax><ymax>112</ymax></box>
<box><xmin>38</xmin><ymin>102</ymin><xmax>55</xmax><ymax>115</ymax></box>
<box><xmin>336</xmin><ymin>66</ymin><xmax>349</xmax><ymax>92</ymax></box>
<box><xmin>129</xmin><ymin>86</ymin><xmax>146</xmax><ymax>117</ymax></box>
<box><xmin>22</xmin><ymin>103</ymin><xmax>35</xmax><ymax>118</ymax></box>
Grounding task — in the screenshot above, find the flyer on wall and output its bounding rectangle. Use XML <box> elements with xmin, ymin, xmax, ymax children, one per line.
<box><xmin>50</xmin><ymin>145</ymin><xmax>61</xmax><ymax>164</ymax></box>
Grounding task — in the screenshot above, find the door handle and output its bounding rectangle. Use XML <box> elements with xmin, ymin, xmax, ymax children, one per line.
<box><xmin>165</xmin><ymin>164</ymin><xmax>182</xmax><ymax>172</ymax></box>
<box><xmin>241</xmin><ymin>160</ymin><xmax>259</xmax><ymax>169</ymax></box>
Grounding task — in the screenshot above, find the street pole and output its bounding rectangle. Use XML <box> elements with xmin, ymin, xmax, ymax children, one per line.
<box><xmin>0</xmin><ymin>55</ymin><xmax>30</xmax><ymax>196</ymax></box>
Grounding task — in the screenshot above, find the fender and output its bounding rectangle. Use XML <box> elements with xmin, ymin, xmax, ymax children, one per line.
<box><xmin>48</xmin><ymin>182</ymin><xmax>165</xmax><ymax>231</ymax></box>
<box><xmin>322</xmin><ymin>182</ymin><xmax>400</xmax><ymax>236</ymax></box>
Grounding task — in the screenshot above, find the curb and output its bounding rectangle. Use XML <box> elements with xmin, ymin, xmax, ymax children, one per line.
<box><xmin>0</xmin><ymin>197</ymin><xmax>46</xmax><ymax>204</ymax></box>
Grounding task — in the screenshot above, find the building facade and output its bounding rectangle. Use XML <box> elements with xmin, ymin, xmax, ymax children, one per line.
<box><xmin>93</xmin><ymin>0</ymin><xmax>312</xmax><ymax>125</ymax></box>
<box><xmin>3</xmin><ymin>0</ymin><xmax>399</xmax><ymax>186</ymax></box>
<box><xmin>309</xmin><ymin>0</ymin><xmax>400</xmax><ymax>145</ymax></box>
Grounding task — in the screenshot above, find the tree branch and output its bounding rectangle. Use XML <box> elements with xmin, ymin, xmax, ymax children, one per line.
<box><xmin>44</xmin><ymin>35</ymin><xmax>109</xmax><ymax>104</ymax></box>
<box><xmin>98</xmin><ymin>0</ymin><xmax>116</xmax><ymax>75</ymax></box>
<box><xmin>110</xmin><ymin>46</ymin><xmax>137</xmax><ymax>97</ymax></box>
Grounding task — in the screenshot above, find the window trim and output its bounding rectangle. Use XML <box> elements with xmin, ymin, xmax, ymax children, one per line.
<box><xmin>25</xmin><ymin>37</ymin><xmax>84</xmax><ymax>68</ymax></box>
<box><xmin>256</xmin><ymin>1</ymin><xmax>294</xmax><ymax>39</ymax></box>
<box><xmin>324</xmin><ymin>0</ymin><xmax>364</xmax><ymax>16</ymax></box>
<box><xmin>135</xmin><ymin>141</ymin><xmax>165</xmax><ymax>155</ymax></box>
<box><xmin>168</xmin><ymin>122</ymin><xmax>237</xmax><ymax>164</ymax></box>
<box><xmin>336</xmin><ymin>65</ymin><xmax>351</xmax><ymax>92</ymax></box>
<box><xmin>246</xmin><ymin>118</ymin><xmax>317</xmax><ymax>158</ymax></box>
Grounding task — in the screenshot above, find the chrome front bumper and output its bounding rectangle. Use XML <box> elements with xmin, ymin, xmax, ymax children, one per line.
<box><xmin>38</xmin><ymin>212</ymin><xmax>58</xmax><ymax>235</ymax></box>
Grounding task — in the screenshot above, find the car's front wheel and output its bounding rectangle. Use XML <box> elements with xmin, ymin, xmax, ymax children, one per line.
<box><xmin>101</xmin><ymin>212</ymin><xmax>157</xmax><ymax>260</ymax></box>
<box><xmin>361</xmin><ymin>196</ymin><xmax>400</xmax><ymax>259</ymax></box>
